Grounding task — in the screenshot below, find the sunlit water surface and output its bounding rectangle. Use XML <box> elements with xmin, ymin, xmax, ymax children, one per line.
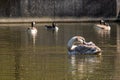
<box><xmin>0</xmin><ymin>23</ymin><xmax>120</xmax><ymax>80</ymax></box>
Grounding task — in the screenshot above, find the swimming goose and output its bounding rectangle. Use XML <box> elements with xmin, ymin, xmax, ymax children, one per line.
<box><xmin>45</xmin><ymin>22</ymin><xmax>59</xmax><ymax>31</ymax></box>
<box><xmin>96</xmin><ymin>20</ymin><xmax>111</xmax><ymax>30</ymax></box>
<box><xmin>67</xmin><ymin>36</ymin><xmax>102</xmax><ymax>55</ymax></box>
<box><xmin>27</xmin><ymin>22</ymin><xmax>37</xmax><ymax>45</ymax></box>
<box><xmin>27</xmin><ymin>22</ymin><xmax>37</xmax><ymax>35</ymax></box>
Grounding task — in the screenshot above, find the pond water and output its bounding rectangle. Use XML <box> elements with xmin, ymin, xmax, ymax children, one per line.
<box><xmin>0</xmin><ymin>23</ymin><xmax>120</xmax><ymax>80</ymax></box>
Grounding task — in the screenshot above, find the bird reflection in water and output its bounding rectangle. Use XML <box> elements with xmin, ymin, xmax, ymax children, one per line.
<box><xmin>68</xmin><ymin>55</ymin><xmax>102</xmax><ymax>80</ymax></box>
<box><xmin>94</xmin><ymin>26</ymin><xmax>110</xmax><ymax>38</ymax></box>
<box><xmin>28</xmin><ymin>33</ymin><xmax>37</xmax><ymax>46</ymax></box>
<box><xmin>94</xmin><ymin>25</ymin><xmax>111</xmax><ymax>46</ymax></box>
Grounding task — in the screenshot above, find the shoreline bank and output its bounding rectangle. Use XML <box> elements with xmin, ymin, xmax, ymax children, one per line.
<box><xmin>0</xmin><ymin>18</ymin><xmax>119</xmax><ymax>24</ymax></box>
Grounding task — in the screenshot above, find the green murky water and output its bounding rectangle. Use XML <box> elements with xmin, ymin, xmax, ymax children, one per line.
<box><xmin>0</xmin><ymin>23</ymin><xmax>120</xmax><ymax>80</ymax></box>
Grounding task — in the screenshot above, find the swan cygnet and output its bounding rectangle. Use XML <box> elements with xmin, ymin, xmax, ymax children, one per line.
<box><xmin>67</xmin><ymin>36</ymin><xmax>102</xmax><ymax>55</ymax></box>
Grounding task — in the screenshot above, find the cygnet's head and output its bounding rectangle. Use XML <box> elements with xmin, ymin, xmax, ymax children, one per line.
<box><xmin>67</xmin><ymin>36</ymin><xmax>86</xmax><ymax>51</ymax></box>
<box><xmin>67</xmin><ymin>36</ymin><xmax>85</xmax><ymax>49</ymax></box>
<box><xmin>73</xmin><ymin>36</ymin><xmax>86</xmax><ymax>45</ymax></box>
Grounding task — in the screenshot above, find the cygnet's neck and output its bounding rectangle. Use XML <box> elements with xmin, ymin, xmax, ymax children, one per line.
<box><xmin>67</xmin><ymin>37</ymin><xmax>76</xmax><ymax>50</ymax></box>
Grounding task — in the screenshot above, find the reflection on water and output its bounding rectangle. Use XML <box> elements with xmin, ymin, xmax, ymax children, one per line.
<box><xmin>117</xmin><ymin>24</ymin><xmax>120</xmax><ymax>53</ymax></box>
<box><xmin>93</xmin><ymin>24</ymin><xmax>111</xmax><ymax>47</ymax></box>
<box><xmin>94</xmin><ymin>25</ymin><xmax>110</xmax><ymax>38</ymax></box>
<box><xmin>44</xmin><ymin>28</ymin><xmax>59</xmax><ymax>42</ymax></box>
<box><xmin>0</xmin><ymin>23</ymin><xmax>119</xmax><ymax>80</ymax></box>
<box><xmin>27</xmin><ymin>30</ymin><xmax>37</xmax><ymax>46</ymax></box>
<box><xmin>68</xmin><ymin>55</ymin><xmax>102</xmax><ymax>80</ymax></box>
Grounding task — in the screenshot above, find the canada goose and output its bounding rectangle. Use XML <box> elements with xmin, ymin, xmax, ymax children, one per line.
<box><xmin>45</xmin><ymin>22</ymin><xmax>59</xmax><ymax>31</ymax></box>
<box><xmin>27</xmin><ymin>22</ymin><xmax>37</xmax><ymax>45</ymax></box>
<box><xmin>96</xmin><ymin>20</ymin><xmax>111</xmax><ymax>30</ymax></box>
<box><xmin>27</xmin><ymin>22</ymin><xmax>37</xmax><ymax>35</ymax></box>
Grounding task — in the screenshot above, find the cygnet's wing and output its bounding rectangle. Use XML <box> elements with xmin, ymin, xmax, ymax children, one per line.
<box><xmin>75</xmin><ymin>44</ymin><xmax>101</xmax><ymax>54</ymax></box>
